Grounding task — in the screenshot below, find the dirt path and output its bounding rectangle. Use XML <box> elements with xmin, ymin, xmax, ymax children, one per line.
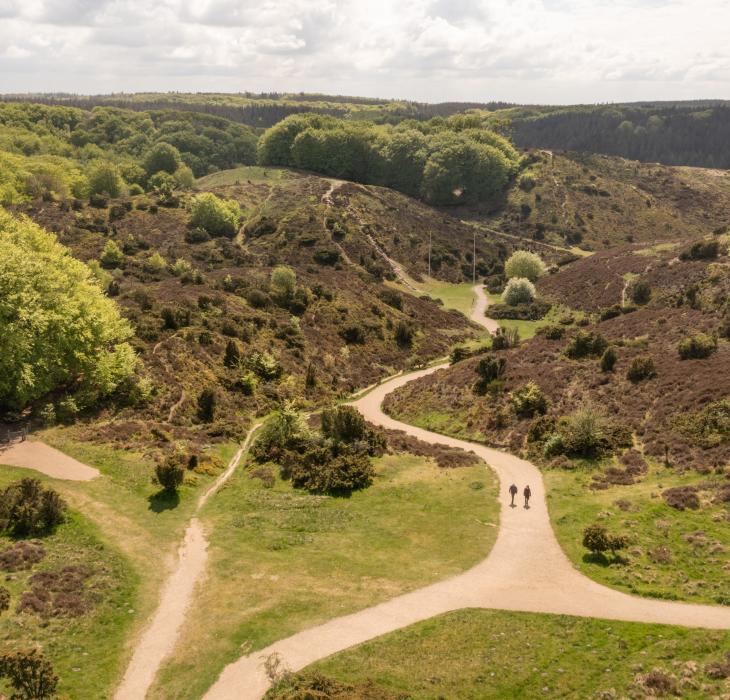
<box><xmin>115</xmin><ymin>425</ymin><xmax>261</xmax><ymax>700</ymax></box>
<box><xmin>203</xmin><ymin>293</ymin><xmax>730</xmax><ymax>700</ymax></box>
<box><xmin>470</xmin><ymin>283</ymin><xmax>500</xmax><ymax>334</ymax></box>
<box><xmin>0</xmin><ymin>440</ymin><xmax>99</xmax><ymax>481</ymax></box>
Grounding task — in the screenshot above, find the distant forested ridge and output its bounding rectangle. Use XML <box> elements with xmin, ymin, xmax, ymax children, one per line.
<box><xmin>257</xmin><ymin>112</ymin><xmax>521</xmax><ymax>205</ymax></box>
<box><xmin>507</xmin><ymin>103</ymin><xmax>730</xmax><ymax>169</ymax></box>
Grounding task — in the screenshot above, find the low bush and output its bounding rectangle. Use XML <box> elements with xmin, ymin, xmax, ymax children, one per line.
<box><xmin>680</xmin><ymin>239</ymin><xmax>719</xmax><ymax>260</ymax></box>
<box><xmin>339</xmin><ymin>325</ymin><xmax>366</xmax><ymax>344</ymax></box>
<box><xmin>0</xmin><ymin>649</ymin><xmax>58</xmax><ymax>700</ymax></box>
<box><xmin>285</xmin><ymin>445</ymin><xmax>374</xmax><ymax>495</ymax></box>
<box><xmin>629</xmin><ymin>280</ymin><xmax>652</xmax><ymax>305</ymax></box>
<box><xmin>0</xmin><ymin>479</ymin><xmax>66</xmax><ymax>536</ymax></box>
<box><xmin>582</xmin><ymin>523</ymin><xmax>628</xmax><ymax>557</ymax></box>
<box><xmin>0</xmin><ymin>541</ymin><xmax>46</xmax><ymax>572</ymax></box>
<box><xmin>189</xmin><ymin>192</ymin><xmax>241</xmax><ymax>238</ymax></box>
<box><xmin>156</xmin><ymin>454</ymin><xmax>186</xmax><ymax>492</ymax></box>
<box><xmin>662</xmin><ymin>486</ymin><xmax>700</xmax><ymax>511</ymax></box>
<box><xmin>0</xmin><ymin>586</ymin><xmax>8</xmax><ymax>615</ymax></box>
<box><xmin>394</xmin><ymin>321</ymin><xmax>414</xmax><ymax>348</ymax></box>
<box><xmin>473</xmin><ymin>355</ymin><xmax>506</xmax><ymax>394</ymax></box>
<box><xmin>488</xmin><ymin>300</ymin><xmax>550</xmax><ymax>320</ymax></box>
<box><xmin>321</xmin><ymin>405</ymin><xmax>383</xmax><ymax>453</ymax></box>
<box><xmin>491</xmin><ymin>327</ymin><xmax>520</xmax><ymax>350</ymax></box>
<box><xmin>600</xmin><ymin>346</ymin><xmax>618</xmax><ymax>372</ymax></box>
<box><xmin>678</xmin><ymin>333</ymin><xmax>717</xmax><ymax>359</ymax></box>
<box><xmin>565</xmin><ymin>330</ymin><xmax>608</xmax><ymax>359</ymax></box>
<box><xmin>510</xmin><ymin>381</ymin><xmax>548</xmax><ymax>418</ymax></box>
<box><xmin>626</xmin><ymin>355</ymin><xmax>656</xmax><ymax>382</ymax></box>
<box><xmin>539</xmin><ymin>324</ymin><xmax>565</xmax><ymax>340</ymax></box>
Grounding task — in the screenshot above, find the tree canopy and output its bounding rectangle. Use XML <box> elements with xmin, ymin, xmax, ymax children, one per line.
<box><xmin>0</xmin><ymin>209</ymin><xmax>136</xmax><ymax>410</ymax></box>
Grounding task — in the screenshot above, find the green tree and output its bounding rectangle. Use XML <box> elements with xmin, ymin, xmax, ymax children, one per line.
<box><xmin>0</xmin><ymin>210</ymin><xmax>135</xmax><ymax>409</ymax></box>
<box><xmin>143</xmin><ymin>142</ymin><xmax>181</xmax><ymax>176</ymax></box>
<box><xmin>504</xmin><ymin>250</ymin><xmax>546</xmax><ymax>282</ymax></box>
<box><xmin>0</xmin><ymin>478</ymin><xmax>66</xmax><ymax>536</ymax></box>
<box><xmin>270</xmin><ymin>265</ymin><xmax>297</xmax><ymax>303</ymax></box>
<box><xmin>0</xmin><ymin>649</ymin><xmax>59</xmax><ymax>700</ymax></box>
<box><xmin>197</xmin><ymin>387</ymin><xmax>217</xmax><ymax>422</ymax></box>
<box><xmin>502</xmin><ymin>277</ymin><xmax>536</xmax><ymax>305</ymax></box>
<box><xmin>155</xmin><ymin>454</ymin><xmax>185</xmax><ymax>492</ymax></box>
<box><xmin>100</xmin><ymin>239</ymin><xmax>125</xmax><ymax>268</ymax></box>
<box><xmin>87</xmin><ymin>160</ymin><xmax>124</xmax><ymax>198</ymax></box>
<box><xmin>189</xmin><ymin>193</ymin><xmax>241</xmax><ymax>238</ymax></box>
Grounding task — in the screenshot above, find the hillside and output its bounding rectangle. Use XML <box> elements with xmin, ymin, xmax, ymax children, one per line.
<box><xmin>466</xmin><ymin>151</ymin><xmax>730</xmax><ymax>252</ymax></box>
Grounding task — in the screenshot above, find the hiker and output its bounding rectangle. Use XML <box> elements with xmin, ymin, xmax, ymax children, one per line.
<box><xmin>524</xmin><ymin>485</ymin><xmax>532</xmax><ymax>508</ymax></box>
<box><xmin>509</xmin><ymin>483</ymin><xmax>518</xmax><ymax>507</ymax></box>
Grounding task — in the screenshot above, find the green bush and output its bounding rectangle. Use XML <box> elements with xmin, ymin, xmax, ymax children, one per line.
<box><xmin>189</xmin><ymin>192</ymin><xmax>242</xmax><ymax>238</ymax></box>
<box><xmin>511</xmin><ymin>381</ymin><xmax>548</xmax><ymax>418</ymax></box>
<box><xmin>0</xmin><ymin>478</ymin><xmax>66</xmax><ymax>536</ymax></box>
<box><xmin>0</xmin><ymin>648</ymin><xmax>58</xmax><ymax>700</ymax></box>
<box><xmin>144</xmin><ymin>142</ymin><xmax>182</xmax><ymax>176</ymax></box>
<box><xmin>680</xmin><ymin>240</ymin><xmax>719</xmax><ymax>261</ymax></box>
<box><xmin>678</xmin><ymin>333</ymin><xmax>717</xmax><ymax>359</ymax></box>
<box><xmin>491</xmin><ymin>327</ymin><xmax>520</xmax><ymax>350</ymax></box>
<box><xmin>321</xmin><ymin>405</ymin><xmax>384</xmax><ymax>453</ymax></box>
<box><xmin>502</xmin><ymin>277</ymin><xmax>536</xmax><ymax>305</ymax></box>
<box><xmin>565</xmin><ymin>330</ymin><xmax>608</xmax><ymax>359</ymax></box>
<box><xmin>600</xmin><ymin>346</ymin><xmax>618</xmax><ymax>372</ymax></box>
<box><xmin>155</xmin><ymin>454</ymin><xmax>185</xmax><ymax>492</ymax></box>
<box><xmin>0</xmin><ymin>586</ymin><xmax>9</xmax><ymax>616</ymax></box>
<box><xmin>143</xmin><ymin>251</ymin><xmax>168</xmax><ymax>274</ymax></box>
<box><xmin>489</xmin><ymin>300</ymin><xmax>550</xmax><ymax>320</ymax></box>
<box><xmin>100</xmin><ymin>239</ymin><xmax>125</xmax><ymax>268</ymax></box>
<box><xmin>247</xmin><ymin>351</ymin><xmax>282</xmax><ymax>381</ymax></box>
<box><xmin>340</xmin><ymin>325</ymin><xmax>366</xmax><ymax>344</ymax></box>
<box><xmin>626</xmin><ymin>355</ymin><xmax>656</xmax><ymax>382</ymax></box>
<box><xmin>286</xmin><ymin>445</ymin><xmax>374</xmax><ymax>495</ymax></box>
<box><xmin>474</xmin><ymin>355</ymin><xmax>506</xmax><ymax>394</ymax></box>
<box><xmin>504</xmin><ymin>250</ymin><xmax>546</xmax><ymax>282</ymax></box>
<box><xmin>582</xmin><ymin>523</ymin><xmax>628</xmax><ymax>557</ymax></box>
<box><xmin>252</xmin><ymin>404</ymin><xmax>310</xmax><ymax>462</ymax></box>
<box><xmin>87</xmin><ymin>160</ymin><xmax>124</xmax><ymax>198</ymax></box>
<box><xmin>540</xmin><ymin>324</ymin><xmax>565</xmax><ymax>340</ymax></box>
<box><xmin>629</xmin><ymin>280</ymin><xmax>652</xmax><ymax>305</ymax></box>
<box><xmin>394</xmin><ymin>321</ymin><xmax>414</xmax><ymax>348</ymax></box>
<box><xmin>197</xmin><ymin>387</ymin><xmax>217</xmax><ymax>422</ymax></box>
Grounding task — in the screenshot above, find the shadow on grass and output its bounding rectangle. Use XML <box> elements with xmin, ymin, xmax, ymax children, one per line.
<box><xmin>148</xmin><ymin>488</ymin><xmax>180</xmax><ymax>512</ymax></box>
<box><xmin>582</xmin><ymin>552</ymin><xmax>629</xmax><ymax>567</ymax></box>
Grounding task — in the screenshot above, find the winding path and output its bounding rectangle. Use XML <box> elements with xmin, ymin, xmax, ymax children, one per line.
<box><xmin>115</xmin><ymin>425</ymin><xmax>261</xmax><ymax>700</ymax></box>
<box><xmin>203</xmin><ymin>286</ymin><xmax>730</xmax><ymax>700</ymax></box>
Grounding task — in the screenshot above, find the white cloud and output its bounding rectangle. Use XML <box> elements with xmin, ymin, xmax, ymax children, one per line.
<box><xmin>0</xmin><ymin>0</ymin><xmax>727</xmax><ymax>102</ymax></box>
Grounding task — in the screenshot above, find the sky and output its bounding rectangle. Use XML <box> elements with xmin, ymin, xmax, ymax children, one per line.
<box><xmin>0</xmin><ymin>0</ymin><xmax>728</xmax><ymax>104</ymax></box>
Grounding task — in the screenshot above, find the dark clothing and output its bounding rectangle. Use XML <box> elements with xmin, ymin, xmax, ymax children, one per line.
<box><xmin>523</xmin><ymin>486</ymin><xmax>531</xmax><ymax>507</ymax></box>
<box><xmin>509</xmin><ymin>484</ymin><xmax>518</xmax><ymax>506</ymax></box>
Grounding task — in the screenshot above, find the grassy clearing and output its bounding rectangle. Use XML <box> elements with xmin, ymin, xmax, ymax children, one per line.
<box><xmin>546</xmin><ymin>461</ymin><xmax>729</xmax><ymax>606</ymax></box>
<box><xmin>486</xmin><ymin>292</ymin><xmax>549</xmax><ymax>340</ymax></box>
<box><xmin>417</xmin><ymin>280</ymin><xmax>476</xmax><ymax>318</ymax></box>
<box><xmin>150</xmin><ymin>453</ymin><xmax>499</xmax><ymax>699</ymax></box>
<box><xmin>196</xmin><ymin>165</ymin><xmax>297</xmax><ymax>188</ymax></box>
<box><xmin>2</xmin><ymin>432</ymin><xmax>238</xmax><ymax>696</ymax></box>
<box><xmin>0</xmin><ymin>465</ymin><xmax>137</xmax><ymax>699</ymax></box>
<box><xmin>292</xmin><ymin>608</ymin><xmax>730</xmax><ymax>699</ymax></box>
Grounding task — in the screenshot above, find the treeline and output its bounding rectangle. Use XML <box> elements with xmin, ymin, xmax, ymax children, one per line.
<box><xmin>258</xmin><ymin>112</ymin><xmax>521</xmax><ymax>205</ymax></box>
<box><xmin>510</xmin><ymin>105</ymin><xmax>730</xmax><ymax>169</ymax></box>
<box><xmin>0</xmin><ymin>101</ymin><xmax>258</xmax><ymax>203</ymax></box>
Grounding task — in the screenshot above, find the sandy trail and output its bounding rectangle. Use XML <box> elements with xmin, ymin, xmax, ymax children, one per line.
<box><xmin>0</xmin><ymin>439</ymin><xmax>99</xmax><ymax>481</ymax></box>
<box><xmin>115</xmin><ymin>425</ymin><xmax>260</xmax><ymax>700</ymax></box>
<box><xmin>203</xmin><ymin>291</ymin><xmax>730</xmax><ymax>700</ymax></box>
<box><xmin>470</xmin><ymin>283</ymin><xmax>500</xmax><ymax>334</ymax></box>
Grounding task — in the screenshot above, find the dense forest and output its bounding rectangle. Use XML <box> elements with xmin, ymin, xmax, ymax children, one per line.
<box><xmin>508</xmin><ymin>103</ymin><xmax>730</xmax><ymax>169</ymax></box>
<box><xmin>257</xmin><ymin>112</ymin><xmax>521</xmax><ymax>205</ymax></box>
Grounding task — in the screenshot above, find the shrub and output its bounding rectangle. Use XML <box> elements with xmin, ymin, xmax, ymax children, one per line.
<box><xmin>197</xmin><ymin>387</ymin><xmax>217</xmax><ymax>422</ymax></box>
<box><xmin>143</xmin><ymin>251</ymin><xmax>168</xmax><ymax>274</ymax></box>
<box><xmin>557</xmin><ymin>404</ymin><xmax>619</xmax><ymax>458</ymax></box>
<box><xmin>678</xmin><ymin>333</ymin><xmax>717</xmax><ymax>359</ymax></box>
<box><xmin>488</xmin><ymin>300</ymin><xmax>550</xmax><ymax>320</ymax></box>
<box><xmin>224</xmin><ymin>340</ymin><xmax>241</xmax><ymax>368</ymax></box>
<box><xmin>245</xmin><ymin>288</ymin><xmax>272</xmax><ymax>309</ymax></box>
<box><xmin>491</xmin><ymin>327</ymin><xmax>520</xmax><ymax>350</ymax></box>
<box><xmin>147</xmin><ymin>171</ymin><xmax>176</xmax><ymax>194</ymax></box>
<box><xmin>287</xmin><ymin>445</ymin><xmax>374</xmax><ymax>495</ymax></box>
<box><xmin>582</xmin><ymin>523</ymin><xmax>628</xmax><ymax>556</ymax></box>
<box><xmin>270</xmin><ymin>266</ymin><xmax>297</xmax><ymax>304</ymax></box>
<box><xmin>172</xmin><ymin>258</ymin><xmax>193</xmax><ymax>277</ymax></box>
<box><xmin>252</xmin><ymin>404</ymin><xmax>309</xmax><ymax>462</ymax></box>
<box><xmin>0</xmin><ymin>479</ymin><xmax>66</xmax><ymax>536</ymax></box>
<box><xmin>504</xmin><ymin>250</ymin><xmax>546</xmax><ymax>282</ymax></box>
<box><xmin>502</xmin><ymin>277</ymin><xmax>536</xmax><ymax>305</ymax></box>
<box><xmin>378</xmin><ymin>289</ymin><xmax>403</xmax><ymax>310</ymax></box>
<box><xmin>247</xmin><ymin>351</ymin><xmax>282</xmax><ymax>381</ymax></box>
<box><xmin>626</xmin><ymin>355</ymin><xmax>656</xmax><ymax>382</ymax></box>
<box><xmin>189</xmin><ymin>193</ymin><xmax>242</xmax><ymax>238</ymax></box>
<box><xmin>565</xmin><ymin>330</ymin><xmax>608</xmax><ymax>359</ymax></box>
<box><xmin>630</xmin><ymin>280</ymin><xmax>651</xmax><ymax>305</ymax></box>
<box><xmin>321</xmin><ymin>406</ymin><xmax>383</xmax><ymax>453</ymax></box>
<box><xmin>474</xmin><ymin>355</ymin><xmax>506</xmax><ymax>394</ymax></box>
<box><xmin>87</xmin><ymin>160</ymin><xmax>123</xmax><ymax>198</ymax></box>
<box><xmin>394</xmin><ymin>321</ymin><xmax>414</xmax><ymax>348</ymax></box>
<box><xmin>155</xmin><ymin>454</ymin><xmax>185</xmax><ymax>492</ymax></box>
<box><xmin>680</xmin><ymin>239</ymin><xmax>719</xmax><ymax>260</ymax></box>
<box><xmin>662</xmin><ymin>486</ymin><xmax>700</xmax><ymax>511</ymax></box>
<box><xmin>0</xmin><ymin>649</ymin><xmax>58</xmax><ymax>700</ymax></box>
<box><xmin>511</xmin><ymin>381</ymin><xmax>548</xmax><ymax>418</ymax></box>
<box><xmin>313</xmin><ymin>248</ymin><xmax>340</xmax><ymax>266</ymax></box>
<box><xmin>540</xmin><ymin>324</ymin><xmax>565</xmax><ymax>340</ymax></box>
<box><xmin>0</xmin><ymin>586</ymin><xmax>9</xmax><ymax>615</ymax></box>
<box><xmin>339</xmin><ymin>324</ymin><xmax>366</xmax><ymax>344</ymax></box>
<box><xmin>144</xmin><ymin>142</ymin><xmax>181</xmax><ymax>176</ymax></box>
<box><xmin>600</xmin><ymin>346</ymin><xmax>618</xmax><ymax>372</ymax></box>
<box><xmin>100</xmin><ymin>239</ymin><xmax>124</xmax><ymax>268</ymax></box>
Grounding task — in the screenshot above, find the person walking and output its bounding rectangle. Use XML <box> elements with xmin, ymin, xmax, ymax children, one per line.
<box><xmin>524</xmin><ymin>485</ymin><xmax>532</xmax><ymax>508</ymax></box>
<box><xmin>508</xmin><ymin>483</ymin><xmax>518</xmax><ymax>507</ymax></box>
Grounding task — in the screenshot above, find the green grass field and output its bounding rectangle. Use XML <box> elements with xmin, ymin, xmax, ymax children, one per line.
<box><xmin>150</xmin><ymin>452</ymin><xmax>499</xmax><ymax>699</ymax></box>
<box><xmin>283</xmin><ymin>608</ymin><xmax>730</xmax><ymax>699</ymax></box>
<box><xmin>196</xmin><ymin>165</ymin><xmax>297</xmax><ymax>188</ymax></box>
<box><xmin>546</xmin><ymin>461</ymin><xmax>730</xmax><ymax>606</ymax></box>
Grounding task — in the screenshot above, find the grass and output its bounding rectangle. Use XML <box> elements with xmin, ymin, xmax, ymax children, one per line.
<box><xmin>150</xmin><ymin>452</ymin><xmax>499</xmax><ymax>699</ymax></box>
<box><xmin>0</xmin><ymin>465</ymin><xmax>137</xmax><ymax>699</ymax></box>
<box><xmin>546</xmin><ymin>461</ymin><xmax>730</xmax><ymax>606</ymax></box>
<box><xmin>2</xmin><ymin>432</ymin><xmax>239</xmax><ymax>697</ymax></box>
<box><xmin>287</xmin><ymin>608</ymin><xmax>730</xmax><ymax>699</ymax></box>
<box><xmin>417</xmin><ymin>280</ymin><xmax>476</xmax><ymax>318</ymax></box>
<box><xmin>196</xmin><ymin>165</ymin><xmax>297</xmax><ymax>188</ymax></box>
<box><xmin>486</xmin><ymin>292</ymin><xmax>549</xmax><ymax>340</ymax></box>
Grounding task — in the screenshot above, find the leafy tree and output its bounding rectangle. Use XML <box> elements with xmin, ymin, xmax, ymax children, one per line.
<box><xmin>87</xmin><ymin>160</ymin><xmax>124</xmax><ymax>198</ymax></box>
<box><xmin>320</xmin><ymin>405</ymin><xmax>382</xmax><ymax>451</ymax></box>
<box><xmin>0</xmin><ymin>478</ymin><xmax>67</xmax><ymax>536</ymax></box>
<box><xmin>630</xmin><ymin>280</ymin><xmax>651</xmax><ymax>306</ymax></box>
<box><xmin>197</xmin><ymin>387</ymin><xmax>217</xmax><ymax>422</ymax></box>
<box><xmin>582</xmin><ymin>523</ymin><xmax>628</xmax><ymax>557</ymax></box>
<box><xmin>0</xmin><ymin>649</ymin><xmax>58</xmax><ymax>700</ymax></box>
<box><xmin>247</xmin><ymin>351</ymin><xmax>282</xmax><ymax>381</ymax></box>
<box><xmin>504</xmin><ymin>250</ymin><xmax>546</xmax><ymax>282</ymax></box>
<box><xmin>502</xmin><ymin>277</ymin><xmax>536</xmax><ymax>305</ymax></box>
<box><xmin>270</xmin><ymin>265</ymin><xmax>297</xmax><ymax>303</ymax></box>
<box><xmin>189</xmin><ymin>193</ymin><xmax>241</xmax><ymax>238</ymax></box>
<box><xmin>253</xmin><ymin>403</ymin><xmax>309</xmax><ymax>462</ymax></box>
<box><xmin>0</xmin><ymin>210</ymin><xmax>135</xmax><ymax>409</ymax></box>
<box><xmin>100</xmin><ymin>239</ymin><xmax>125</xmax><ymax>268</ymax></box>
<box><xmin>378</xmin><ymin>129</ymin><xmax>428</xmax><ymax>196</ymax></box>
<box><xmin>143</xmin><ymin>142</ymin><xmax>181</xmax><ymax>176</ymax></box>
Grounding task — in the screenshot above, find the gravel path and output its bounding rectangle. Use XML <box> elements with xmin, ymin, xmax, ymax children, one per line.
<box><xmin>0</xmin><ymin>440</ymin><xmax>99</xmax><ymax>481</ymax></box>
<box><xmin>203</xmin><ymin>287</ymin><xmax>730</xmax><ymax>700</ymax></box>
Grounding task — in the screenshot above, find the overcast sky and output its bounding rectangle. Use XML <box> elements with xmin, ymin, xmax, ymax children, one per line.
<box><xmin>1</xmin><ymin>0</ymin><xmax>728</xmax><ymax>104</ymax></box>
